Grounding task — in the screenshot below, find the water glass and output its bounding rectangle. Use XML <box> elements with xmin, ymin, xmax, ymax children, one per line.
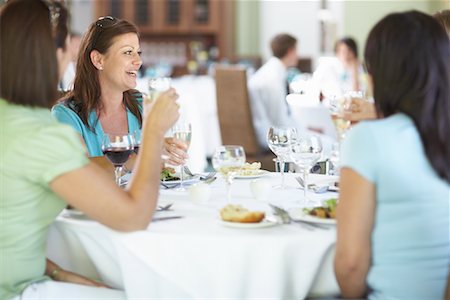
<box><xmin>148</xmin><ymin>77</ymin><xmax>171</xmax><ymax>103</ymax></box>
<box><xmin>267</xmin><ymin>126</ymin><xmax>297</xmax><ymax>189</ymax></box>
<box><xmin>289</xmin><ymin>135</ymin><xmax>323</xmax><ymax>204</ymax></box>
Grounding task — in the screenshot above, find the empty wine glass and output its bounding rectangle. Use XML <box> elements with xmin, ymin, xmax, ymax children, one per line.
<box><xmin>212</xmin><ymin>145</ymin><xmax>246</xmax><ymax>202</ymax></box>
<box><xmin>101</xmin><ymin>134</ymin><xmax>134</xmax><ymax>186</ymax></box>
<box><xmin>172</xmin><ymin>122</ymin><xmax>192</xmax><ymax>191</ymax></box>
<box><xmin>289</xmin><ymin>135</ymin><xmax>323</xmax><ymax>204</ymax></box>
<box><xmin>267</xmin><ymin>126</ymin><xmax>297</xmax><ymax>189</ymax></box>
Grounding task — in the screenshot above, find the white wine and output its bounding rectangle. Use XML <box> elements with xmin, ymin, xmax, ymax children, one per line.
<box><xmin>174</xmin><ymin>131</ymin><xmax>192</xmax><ymax>147</ymax></box>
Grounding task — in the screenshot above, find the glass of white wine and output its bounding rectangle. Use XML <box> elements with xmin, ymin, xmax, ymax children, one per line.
<box><xmin>212</xmin><ymin>145</ymin><xmax>246</xmax><ymax>202</ymax></box>
<box><xmin>148</xmin><ymin>77</ymin><xmax>171</xmax><ymax>103</ymax></box>
<box><xmin>171</xmin><ymin>122</ymin><xmax>192</xmax><ymax>191</ymax></box>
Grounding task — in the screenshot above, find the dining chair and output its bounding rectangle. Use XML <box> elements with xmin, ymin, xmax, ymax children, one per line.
<box><xmin>214</xmin><ymin>66</ymin><xmax>276</xmax><ymax>171</ymax></box>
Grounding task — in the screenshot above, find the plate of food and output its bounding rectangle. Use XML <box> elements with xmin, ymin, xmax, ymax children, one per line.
<box><xmin>234</xmin><ymin>162</ymin><xmax>270</xmax><ymax>179</ymax></box>
<box><xmin>289</xmin><ymin>198</ymin><xmax>337</xmax><ymax>225</ymax></box>
<box><xmin>218</xmin><ymin>204</ymin><xmax>276</xmax><ymax>228</ymax></box>
<box><xmin>160</xmin><ymin>167</ymin><xmax>200</xmax><ymax>187</ymax></box>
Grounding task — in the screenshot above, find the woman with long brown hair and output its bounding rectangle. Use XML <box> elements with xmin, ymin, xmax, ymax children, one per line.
<box><xmin>1</xmin><ymin>0</ymin><xmax>179</xmax><ymax>299</ymax></box>
<box><xmin>334</xmin><ymin>11</ymin><xmax>449</xmax><ymax>299</ymax></box>
<box><xmin>52</xmin><ymin>16</ymin><xmax>187</xmax><ymax>170</ymax></box>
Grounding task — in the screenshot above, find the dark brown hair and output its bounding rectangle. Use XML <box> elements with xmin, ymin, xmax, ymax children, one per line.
<box><xmin>335</xmin><ymin>37</ymin><xmax>358</xmax><ymax>58</ymax></box>
<box><xmin>63</xmin><ymin>17</ymin><xmax>142</xmax><ymax>132</ymax></box>
<box><xmin>1</xmin><ymin>0</ymin><xmax>69</xmax><ymax>108</ymax></box>
<box><xmin>434</xmin><ymin>10</ymin><xmax>450</xmax><ymax>37</ymax></box>
<box><xmin>270</xmin><ymin>34</ymin><xmax>297</xmax><ymax>59</ymax></box>
<box><xmin>365</xmin><ymin>11</ymin><xmax>450</xmax><ymax>182</ymax></box>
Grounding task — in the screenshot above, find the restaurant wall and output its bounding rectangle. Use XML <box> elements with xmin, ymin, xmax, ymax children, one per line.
<box><xmin>342</xmin><ymin>0</ymin><xmax>447</xmax><ymax>60</ymax></box>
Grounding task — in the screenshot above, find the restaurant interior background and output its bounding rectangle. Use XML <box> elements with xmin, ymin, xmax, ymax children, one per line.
<box><xmin>58</xmin><ymin>0</ymin><xmax>449</xmax><ymax>76</ymax></box>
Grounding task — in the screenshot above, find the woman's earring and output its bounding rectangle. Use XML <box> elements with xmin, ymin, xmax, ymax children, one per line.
<box><xmin>99</xmin><ymin>66</ymin><xmax>103</xmax><ymax>70</ymax></box>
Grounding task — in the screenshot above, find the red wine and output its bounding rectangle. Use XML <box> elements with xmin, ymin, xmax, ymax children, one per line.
<box><xmin>133</xmin><ymin>145</ymin><xmax>140</xmax><ymax>154</ymax></box>
<box><xmin>103</xmin><ymin>148</ymin><xmax>132</xmax><ymax>166</ymax></box>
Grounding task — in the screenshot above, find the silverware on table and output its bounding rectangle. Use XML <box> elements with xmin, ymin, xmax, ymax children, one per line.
<box><xmin>157</xmin><ymin>203</ymin><xmax>173</xmax><ymax>211</ymax></box>
<box><xmin>295</xmin><ymin>177</ymin><xmax>330</xmax><ymax>194</ymax></box>
<box><xmin>152</xmin><ymin>216</ymin><xmax>183</xmax><ymax>222</ymax></box>
<box><xmin>269</xmin><ymin>204</ymin><xmax>329</xmax><ymax>230</ymax></box>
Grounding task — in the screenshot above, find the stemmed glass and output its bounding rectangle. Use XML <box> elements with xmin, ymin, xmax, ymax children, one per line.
<box><xmin>172</xmin><ymin>122</ymin><xmax>192</xmax><ymax>191</ymax></box>
<box><xmin>267</xmin><ymin>126</ymin><xmax>297</xmax><ymax>189</ymax></box>
<box><xmin>289</xmin><ymin>135</ymin><xmax>323</xmax><ymax>204</ymax></box>
<box><xmin>101</xmin><ymin>134</ymin><xmax>134</xmax><ymax>186</ymax></box>
<box><xmin>131</xmin><ymin>130</ymin><xmax>141</xmax><ymax>154</ymax></box>
<box><xmin>148</xmin><ymin>77</ymin><xmax>171</xmax><ymax>103</ymax></box>
<box><xmin>212</xmin><ymin>146</ymin><xmax>246</xmax><ymax>202</ymax></box>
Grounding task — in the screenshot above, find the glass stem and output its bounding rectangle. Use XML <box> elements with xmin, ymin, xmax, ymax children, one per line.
<box><xmin>280</xmin><ymin>158</ymin><xmax>285</xmax><ymax>189</ymax></box>
<box><xmin>115</xmin><ymin>166</ymin><xmax>123</xmax><ymax>186</ymax></box>
<box><xmin>226</xmin><ymin>175</ymin><xmax>232</xmax><ymax>202</ymax></box>
<box><xmin>303</xmin><ymin>167</ymin><xmax>308</xmax><ymax>199</ymax></box>
<box><xmin>180</xmin><ymin>165</ymin><xmax>184</xmax><ymax>189</ymax></box>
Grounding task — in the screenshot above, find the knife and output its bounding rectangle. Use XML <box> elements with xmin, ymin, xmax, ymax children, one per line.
<box><xmin>152</xmin><ymin>216</ymin><xmax>184</xmax><ymax>222</ymax></box>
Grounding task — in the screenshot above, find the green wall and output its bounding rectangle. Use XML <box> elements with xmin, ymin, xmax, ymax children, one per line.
<box><xmin>343</xmin><ymin>0</ymin><xmax>449</xmax><ymax>58</ymax></box>
<box><xmin>235</xmin><ymin>0</ymin><xmax>260</xmax><ymax>56</ymax></box>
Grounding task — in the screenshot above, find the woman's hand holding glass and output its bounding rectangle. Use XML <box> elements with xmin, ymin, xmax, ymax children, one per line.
<box><xmin>289</xmin><ymin>135</ymin><xmax>323</xmax><ymax>205</ymax></box>
<box><xmin>171</xmin><ymin>122</ymin><xmax>192</xmax><ymax>191</ymax></box>
<box><xmin>267</xmin><ymin>126</ymin><xmax>297</xmax><ymax>189</ymax></box>
<box><xmin>212</xmin><ymin>146</ymin><xmax>246</xmax><ymax>202</ymax></box>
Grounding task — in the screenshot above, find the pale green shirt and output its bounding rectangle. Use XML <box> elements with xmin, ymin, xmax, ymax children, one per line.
<box><xmin>0</xmin><ymin>98</ymin><xmax>89</xmax><ymax>300</ymax></box>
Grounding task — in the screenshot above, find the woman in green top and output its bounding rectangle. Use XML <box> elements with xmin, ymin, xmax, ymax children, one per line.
<box><xmin>0</xmin><ymin>1</ymin><xmax>179</xmax><ymax>299</ymax></box>
<box><xmin>52</xmin><ymin>16</ymin><xmax>187</xmax><ymax>170</ymax></box>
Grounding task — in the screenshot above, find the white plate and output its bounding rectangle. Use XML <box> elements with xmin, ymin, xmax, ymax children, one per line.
<box><xmin>217</xmin><ymin>219</ymin><xmax>277</xmax><ymax>229</ymax></box>
<box><xmin>234</xmin><ymin>170</ymin><xmax>270</xmax><ymax>179</ymax></box>
<box><xmin>161</xmin><ymin>175</ymin><xmax>201</xmax><ymax>187</ymax></box>
<box><xmin>289</xmin><ymin>208</ymin><xmax>336</xmax><ymax>225</ymax></box>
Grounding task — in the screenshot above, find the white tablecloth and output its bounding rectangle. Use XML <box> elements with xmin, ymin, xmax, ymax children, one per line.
<box><xmin>47</xmin><ymin>173</ymin><xmax>339</xmax><ymax>299</ymax></box>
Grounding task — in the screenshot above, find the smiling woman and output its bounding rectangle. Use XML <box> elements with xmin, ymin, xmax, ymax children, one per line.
<box><xmin>51</xmin><ymin>16</ymin><xmax>188</xmax><ymax>171</ymax></box>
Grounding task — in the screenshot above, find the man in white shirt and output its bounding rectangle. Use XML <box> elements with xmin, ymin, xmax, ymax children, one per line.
<box><xmin>248</xmin><ymin>34</ymin><xmax>299</xmax><ymax>149</ymax></box>
<box><xmin>60</xmin><ymin>32</ymin><xmax>82</xmax><ymax>91</ymax></box>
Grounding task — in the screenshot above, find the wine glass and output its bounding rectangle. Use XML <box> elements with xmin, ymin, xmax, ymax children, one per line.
<box><xmin>101</xmin><ymin>134</ymin><xmax>134</xmax><ymax>186</ymax></box>
<box><xmin>148</xmin><ymin>77</ymin><xmax>171</xmax><ymax>103</ymax></box>
<box><xmin>212</xmin><ymin>146</ymin><xmax>246</xmax><ymax>202</ymax></box>
<box><xmin>289</xmin><ymin>135</ymin><xmax>323</xmax><ymax>204</ymax></box>
<box><xmin>131</xmin><ymin>130</ymin><xmax>141</xmax><ymax>154</ymax></box>
<box><xmin>172</xmin><ymin>122</ymin><xmax>192</xmax><ymax>191</ymax></box>
<box><xmin>267</xmin><ymin>126</ymin><xmax>297</xmax><ymax>189</ymax></box>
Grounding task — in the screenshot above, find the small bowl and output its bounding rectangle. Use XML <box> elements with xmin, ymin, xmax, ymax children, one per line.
<box><xmin>188</xmin><ymin>182</ymin><xmax>212</xmax><ymax>204</ymax></box>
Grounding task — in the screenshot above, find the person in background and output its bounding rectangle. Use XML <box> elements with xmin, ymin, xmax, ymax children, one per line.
<box><xmin>52</xmin><ymin>17</ymin><xmax>187</xmax><ymax>172</ymax></box>
<box><xmin>248</xmin><ymin>33</ymin><xmax>298</xmax><ymax>149</ymax></box>
<box><xmin>60</xmin><ymin>31</ymin><xmax>82</xmax><ymax>91</ymax></box>
<box><xmin>335</xmin><ymin>11</ymin><xmax>449</xmax><ymax>300</ymax></box>
<box><xmin>434</xmin><ymin>9</ymin><xmax>450</xmax><ymax>37</ymax></box>
<box><xmin>314</xmin><ymin>37</ymin><xmax>368</xmax><ymax>98</ymax></box>
<box><xmin>1</xmin><ymin>0</ymin><xmax>179</xmax><ymax>299</ymax></box>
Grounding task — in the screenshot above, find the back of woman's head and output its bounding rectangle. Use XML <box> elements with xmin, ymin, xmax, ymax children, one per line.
<box><xmin>1</xmin><ymin>0</ymin><xmax>68</xmax><ymax>108</ymax></box>
<box><xmin>365</xmin><ymin>10</ymin><xmax>450</xmax><ymax>182</ymax></box>
<box><xmin>69</xmin><ymin>17</ymin><xmax>140</xmax><ymax>130</ymax></box>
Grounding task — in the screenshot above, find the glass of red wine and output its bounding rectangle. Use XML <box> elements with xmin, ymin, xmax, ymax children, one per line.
<box><xmin>101</xmin><ymin>134</ymin><xmax>134</xmax><ymax>186</ymax></box>
<box><xmin>132</xmin><ymin>130</ymin><xmax>141</xmax><ymax>154</ymax></box>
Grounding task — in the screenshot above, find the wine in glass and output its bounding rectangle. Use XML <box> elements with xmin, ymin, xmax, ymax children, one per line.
<box><xmin>267</xmin><ymin>126</ymin><xmax>297</xmax><ymax>189</ymax></box>
<box><xmin>132</xmin><ymin>130</ymin><xmax>141</xmax><ymax>154</ymax></box>
<box><xmin>148</xmin><ymin>77</ymin><xmax>171</xmax><ymax>103</ymax></box>
<box><xmin>212</xmin><ymin>145</ymin><xmax>246</xmax><ymax>202</ymax></box>
<box><xmin>289</xmin><ymin>135</ymin><xmax>323</xmax><ymax>205</ymax></box>
<box><xmin>101</xmin><ymin>134</ymin><xmax>134</xmax><ymax>186</ymax></box>
<box><xmin>172</xmin><ymin>122</ymin><xmax>192</xmax><ymax>191</ymax></box>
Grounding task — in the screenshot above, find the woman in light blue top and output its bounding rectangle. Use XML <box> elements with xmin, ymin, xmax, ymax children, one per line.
<box><xmin>334</xmin><ymin>11</ymin><xmax>450</xmax><ymax>300</ymax></box>
<box><xmin>52</xmin><ymin>16</ymin><xmax>187</xmax><ymax>168</ymax></box>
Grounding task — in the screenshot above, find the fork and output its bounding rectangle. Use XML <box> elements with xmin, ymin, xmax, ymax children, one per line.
<box><xmin>183</xmin><ymin>166</ymin><xmax>216</xmax><ymax>181</ymax></box>
<box><xmin>269</xmin><ymin>204</ymin><xmax>329</xmax><ymax>230</ymax></box>
<box><xmin>160</xmin><ymin>182</ymin><xmax>180</xmax><ymax>189</ymax></box>
<box><xmin>157</xmin><ymin>203</ymin><xmax>173</xmax><ymax>211</ymax></box>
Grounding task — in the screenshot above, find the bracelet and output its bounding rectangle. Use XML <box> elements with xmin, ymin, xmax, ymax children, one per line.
<box><xmin>50</xmin><ymin>268</ymin><xmax>60</xmax><ymax>280</ymax></box>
